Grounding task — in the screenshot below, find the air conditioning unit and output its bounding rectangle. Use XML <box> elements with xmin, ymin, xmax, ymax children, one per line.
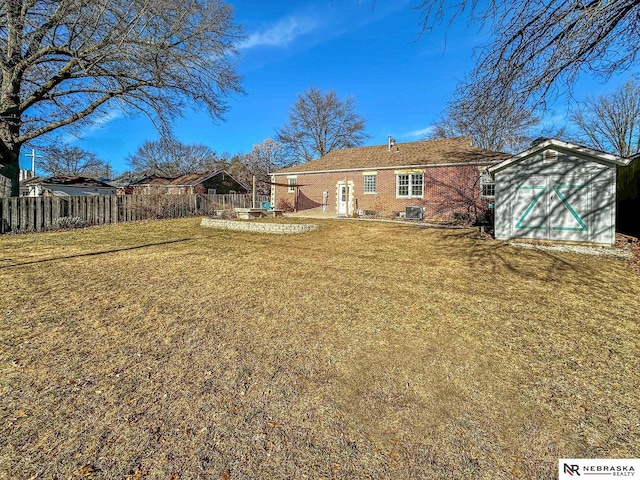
<box><xmin>405</xmin><ymin>206</ymin><xmax>423</xmax><ymax>220</ymax></box>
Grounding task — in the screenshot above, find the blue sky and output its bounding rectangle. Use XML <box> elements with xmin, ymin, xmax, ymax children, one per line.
<box><xmin>21</xmin><ymin>1</ymin><xmax>638</xmax><ymax>174</ymax></box>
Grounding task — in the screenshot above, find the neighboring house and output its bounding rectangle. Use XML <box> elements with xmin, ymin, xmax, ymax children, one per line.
<box><xmin>130</xmin><ymin>170</ymin><xmax>248</xmax><ymax>195</ymax></box>
<box><xmin>106</xmin><ymin>172</ymin><xmax>152</xmax><ymax>195</ymax></box>
<box><xmin>489</xmin><ymin>138</ymin><xmax>633</xmax><ymax>245</ymax></box>
<box><xmin>20</xmin><ymin>176</ymin><xmax>117</xmax><ymax>197</ymax></box>
<box><xmin>19</xmin><ymin>169</ymin><xmax>35</xmax><ymax>182</ymax></box>
<box><xmin>271</xmin><ymin>137</ymin><xmax>510</xmax><ymax>221</ymax></box>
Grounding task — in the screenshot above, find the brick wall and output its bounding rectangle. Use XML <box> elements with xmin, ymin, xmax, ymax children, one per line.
<box><xmin>273</xmin><ymin>164</ymin><xmax>493</xmax><ymax>222</ymax></box>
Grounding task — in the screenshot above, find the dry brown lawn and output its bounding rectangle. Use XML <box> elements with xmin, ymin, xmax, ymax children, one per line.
<box><xmin>1</xmin><ymin>218</ymin><xmax>639</xmax><ymax>479</ymax></box>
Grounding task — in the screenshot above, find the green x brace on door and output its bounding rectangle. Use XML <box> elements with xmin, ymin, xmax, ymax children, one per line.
<box><xmin>515</xmin><ymin>184</ymin><xmax>588</xmax><ymax>232</ymax></box>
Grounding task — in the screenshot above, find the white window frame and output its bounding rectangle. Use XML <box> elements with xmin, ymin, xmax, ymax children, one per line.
<box><xmin>287</xmin><ymin>177</ymin><xmax>297</xmax><ymax>193</ymax></box>
<box><xmin>480</xmin><ymin>171</ymin><xmax>495</xmax><ymax>198</ymax></box>
<box><xmin>363</xmin><ymin>174</ymin><xmax>377</xmax><ymax>194</ymax></box>
<box><xmin>396</xmin><ymin>173</ymin><xmax>423</xmax><ymax>199</ymax></box>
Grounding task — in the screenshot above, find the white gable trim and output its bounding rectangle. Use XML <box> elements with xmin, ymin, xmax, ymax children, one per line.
<box><xmin>488</xmin><ymin>138</ymin><xmax>631</xmax><ymax>175</ymax></box>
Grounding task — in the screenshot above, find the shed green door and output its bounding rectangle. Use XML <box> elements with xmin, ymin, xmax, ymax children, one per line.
<box><xmin>512</xmin><ymin>176</ymin><xmax>590</xmax><ymax>242</ymax></box>
<box><xmin>512</xmin><ymin>177</ymin><xmax>548</xmax><ymax>240</ymax></box>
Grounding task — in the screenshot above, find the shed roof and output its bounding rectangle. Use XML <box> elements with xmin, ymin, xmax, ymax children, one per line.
<box><xmin>132</xmin><ymin>170</ymin><xmax>248</xmax><ymax>190</ymax></box>
<box><xmin>273</xmin><ymin>137</ymin><xmax>510</xmax><ymax>175</ymax></box>
<box><xmin>135</xmin><ymin>170</ymin><xmax>221</xmax><ymax>186</ymax></box>
<box><xmin>21</xmin><ymin>175</ymin><xmax>114</xmax><ymax>188</ymax></box>
<box><xmin>107</xmin><ymin>173</ymin><xmax>151</xmax><ymax>188</ymax></box>
<box><xmin>488</xmin><ymin>138</ymin><xmax>631</xmax><ymax>175</ymax></box>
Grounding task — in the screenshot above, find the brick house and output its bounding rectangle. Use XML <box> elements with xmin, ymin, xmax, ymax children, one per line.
<box><xmin>130</xmin><ymin>170</ymin><xmax>248</xmax><ymax>195</ymax></box>
<box><xmin>271</xmin><ymin>137</ymin><xmax>510</xmax><ymax>222</ymax></box>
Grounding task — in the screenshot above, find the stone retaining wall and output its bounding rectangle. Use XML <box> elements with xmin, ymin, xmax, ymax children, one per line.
<box><xmin>200</xmin><ymin>217</ymin><xmax>317</xmax><ymax>234</ymax></box>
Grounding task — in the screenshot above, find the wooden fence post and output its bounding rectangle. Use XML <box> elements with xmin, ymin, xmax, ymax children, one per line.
<box><xmin>35</xmin><ymin>197</ymin><xmax>43</xmax><ymax>231</ymax></box>
<box><xmin>1</xmin><ymin>198</ymin><xmax>9</xmax><ymax>233</ymax></box>
<box><xmin>11</xmin><ymin>197</ymin><xmax>19</xmax><ymax>232</ymax></box>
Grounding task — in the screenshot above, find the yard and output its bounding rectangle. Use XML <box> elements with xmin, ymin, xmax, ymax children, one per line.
<box><xmin>1</xmin><ymin>218</ymin><xmax>638</xmax><ymax>479</ymax></box>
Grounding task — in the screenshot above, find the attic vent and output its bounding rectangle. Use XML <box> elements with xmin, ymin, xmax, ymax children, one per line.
<box><xmin>543</xmin><ymin>149</ymin><xmax>558</xmax><ymax>163</ymax></box>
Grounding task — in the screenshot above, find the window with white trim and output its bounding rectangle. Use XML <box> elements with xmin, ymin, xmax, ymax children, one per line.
<box><xmin>363</xmin><ymin>174</ymin><xmax>377</xmax><ymax>193</ymax></box>
<box><xmin>480</xmin><ymin>171</ymin><xmax>495</xmax><ymax>197</ymax></box>
<box><xmin>396</xmin><ymin>173</ymin><xmax>423</xmax><ymax>198</ymax></box>
<box><xmin>287</xmin><ymin>177</ymin><xmax>297</xmax><ymax>193</ymax></box>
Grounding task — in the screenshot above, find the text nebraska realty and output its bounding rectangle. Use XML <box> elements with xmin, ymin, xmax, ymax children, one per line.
<box><xmin>565</xmin><ymin>463</ymin><xmax>635</xmax><ymax>476</ymax></box>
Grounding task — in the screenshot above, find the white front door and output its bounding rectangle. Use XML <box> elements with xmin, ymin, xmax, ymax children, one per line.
<box><xmin>337</xmin><ymin>183</ymin><xmax>350</xmax><ymax>215</ymax></box>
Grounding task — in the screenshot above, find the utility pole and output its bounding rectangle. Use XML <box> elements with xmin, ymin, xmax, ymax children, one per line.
<box><xmin>24</xmin><ymin>149</ymin><xmax>42</xmax><ymax>177</ymax></box>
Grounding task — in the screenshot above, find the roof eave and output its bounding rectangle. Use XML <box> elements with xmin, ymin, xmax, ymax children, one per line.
<box><xmin>273</xmin><ymin>160</ymin><xmax>503</xmax><ymax>176</ymax></box>
<box><xmin>488</xmin><ymin>138</ymin><xmax>629</xmax><ymax>175</ymax></box>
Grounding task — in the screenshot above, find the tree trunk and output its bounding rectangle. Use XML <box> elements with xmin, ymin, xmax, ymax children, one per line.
<box><xmin>0</xmin><ymin>145</ymin><xmax>21</xmax><ymax>197</ymax></box>
<box><xmin>0</xmin><ymin>115</ymin><xmax>23</xmax><ymax>197</ymax></box>
<box><xmin>1</xmin><ymin>61</ymin><xmax>24</xmax><ymax>197</ymax></box>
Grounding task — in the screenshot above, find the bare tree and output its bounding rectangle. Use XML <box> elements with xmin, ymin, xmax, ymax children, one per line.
<box><xmin>40</xmin><ymin>145</ymin><xmax>111</xmax><ymax>178</ymax></box>
<box><xmin>243</xmin><ymin>138</ymin><xmax>291</xmax><ymax>194</ymax></box>
<box><xmin>276</xmin><ymin>87</ymin><xmax>369</xmax><ymax>163</ymax></box>
<box><xmin>0</xmin><ymin>0</ymin><xmax>242</xmax><ymax>195</ymax></box>
<box><xmin>128</xmin><ymin>137</ymin><xmax>221</xmax><ymax>177</ymax></box>
<box><xmin>570</xmin><ymin>80</ymin><xmax>640</xmax><ymax>199</ymax></box>
<box><xmin>417</xmin><ymin>0</ymin><xmax>640</xmax><ymax>110</ymax></box>
<box><xmin>429</xmin><ymin>98</ymin><xmax>540</xmax><ymax>153</ymax></box>
<box><xmin>571</xmin><ymin>80</ymin><xmax>640</xmax><ymax>158</ymax></box>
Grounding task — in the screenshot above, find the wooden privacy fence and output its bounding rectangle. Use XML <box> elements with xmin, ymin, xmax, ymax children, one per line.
<box><xmin>0</xmin><ymin>193</ymin><xmax>270</xmax><ymax>234</ymax></box>
<box><xmin>0</xmin><ymin>175</ymin><xmax>10</xmax><ymax>198</ymax></box>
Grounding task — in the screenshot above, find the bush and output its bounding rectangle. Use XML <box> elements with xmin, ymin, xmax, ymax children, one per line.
<box><xmin>276</xmin><ymin>198</ymin><xmax>294</xmax><ymax>212</ymax></box>
<box><xmin>53</xmin><ymin>216</ymin><xmax>87</xmax><ymax>230</ymax></box>
<box><xmin>220</xmin><ymin>209</ymin><xmax>238</xmax><ymax>220</ymax></box>
<box><xmin>474</xmin><ymin>208</ymin><xmax>494</xmax><ymax>226</ymax></box>
<box><xmin>133</xmin><ymin>192</ymin><xmax>193</xmax><ymax>219</ymax></box>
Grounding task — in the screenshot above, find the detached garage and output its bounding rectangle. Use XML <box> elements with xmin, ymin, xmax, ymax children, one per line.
<box><xmin>489</xmin><ymin>138</ymin><xmax>633</xmax><ymax>245</ymax></box>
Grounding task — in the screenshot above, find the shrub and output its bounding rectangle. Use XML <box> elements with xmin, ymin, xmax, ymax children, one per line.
<box><xmin>220</xmin><ymin>209</ymin><xmax>238</xmax><ymax>220</ymax></box>
<box><xmin>276</xmin><ymin>198</ymin><xmax>294</xmax><ymax>212</ymax></box>
<box><xmin>53</xmin><ymin>216</ymin><xmax>87</xmax><ymax>230</ymax></box>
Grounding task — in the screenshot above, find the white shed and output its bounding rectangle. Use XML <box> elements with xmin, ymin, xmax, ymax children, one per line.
<box><xmin>489</xmin><ymin>139</ymin><xmax>632</xmax><ymax>245</ymax></box>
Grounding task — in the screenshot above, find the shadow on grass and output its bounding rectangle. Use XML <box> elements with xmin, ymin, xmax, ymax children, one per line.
<box><xmin>0</xmin><ymin>237</ymin><xmax>203</xmax><ymax>269</ymax></box>
<box><xmin>438</xmin><ymin>228</ymin><xmax>591</xmax><ymax>278</ymax></box>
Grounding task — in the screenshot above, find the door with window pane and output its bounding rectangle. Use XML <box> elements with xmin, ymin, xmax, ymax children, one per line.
<box><xmin>337</xmin><ymin>183</ymin><xmax>350</xmax><ymax>215</ymax></box>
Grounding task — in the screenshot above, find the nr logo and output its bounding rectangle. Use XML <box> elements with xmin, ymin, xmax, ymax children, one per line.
<box><xmin>564</xmin><ymin>463</ymin><xmax>580</xmax><ymax>476</ymax></box>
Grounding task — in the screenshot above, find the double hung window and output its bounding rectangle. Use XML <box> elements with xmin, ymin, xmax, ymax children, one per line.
<box><xmin>396</xmin><ymin>173</ymin><xmax>423</xmax><ymax>198</ymax></box>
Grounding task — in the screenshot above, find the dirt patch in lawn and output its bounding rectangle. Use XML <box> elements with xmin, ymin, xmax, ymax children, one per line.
<box><xmin>1</xmin><ymin>219</ymin><xmax>639</xmax><ymax>479</ymax></box>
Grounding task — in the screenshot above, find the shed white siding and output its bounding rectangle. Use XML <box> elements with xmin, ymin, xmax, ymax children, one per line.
<box><xmin>492</xmin><ymin>141</ymin><xmax>626</xmax><ymax>245</ymax></box>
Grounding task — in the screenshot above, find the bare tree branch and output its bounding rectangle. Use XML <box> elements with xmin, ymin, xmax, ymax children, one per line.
<box><xmin>570</xmin><ymin>80</ymin><xmax>640</xmax><ymax>199</ymax></box>
<box><xmin>276</xmin><ymin>87</ymin><xmax>369</xmax><ymax>163</ymax></box>
<box><xmin>571</xmin><ymin>80</ymin><xmax>640</xmax><ymax>157</ymax></box>
<box><xmin>0</xmin><ymin>0</ymin><xmax>243</xmax><ymax>195</ymax></box>
<box><xmin>127</xmin><ymin>137</ymin><xmax>221</xmax><ymax>177</ymax></box>
<box><xmin>39</xmin><ymin>143</ymin><xmax>111</xmax><ymax>178</ymax></box>
<box><xmin>429</xmin><ymin>97</ymin><xmax>541</xmax><ymax>153</ymax></box>
<box><xmin>417</xmin><ymin>0</ymin><xmax>640</xmax><ymax>109</ymax></box>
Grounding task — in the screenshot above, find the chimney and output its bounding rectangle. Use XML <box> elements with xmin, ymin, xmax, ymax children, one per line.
<box><xmin>388</xmin><ymin>136</ymin><xmax>396</xmax><ymax>151</ymax></box>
